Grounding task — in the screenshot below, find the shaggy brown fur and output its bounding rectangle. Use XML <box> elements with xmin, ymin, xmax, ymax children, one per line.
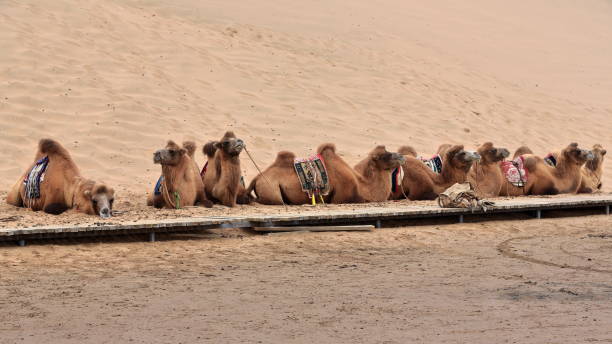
<box><xmin>246</xmin><ymin>144</ymin><xmax>404</xmax><ymax>205</ymax></box>
<box><xmin>6</xmin><ymin>139</ymin><xmax>115</xmax><ymax>217</ymax></box>
<box><xmin>578</xmin><ymin>144</ymin><xmax>606</xmax><ymax>193</ymax></box>
<box><xmin>523</xmin><ymin>143</ymin><xmax>594</xmax><ymax>195</ymax></box>
<box><xmin>147</xmin><ymin>141</ymin><xmax>212</xmax><ymax>209</ymax></box>
<box><xmin>393</xmin><ymin>145</ymin><xmax>480</xmax><ymax>200</ymax></box>
<box><xmin>202</xmin><ymin>131</ymin><xmax>250</xmax><ymax>207</ymax></box>
<box><xmin>468</xmin><ymin>142</ymin><xmax>510</xmax><ymax>197</ymax></box>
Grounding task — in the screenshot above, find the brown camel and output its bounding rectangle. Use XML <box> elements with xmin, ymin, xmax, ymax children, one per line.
<box><xmin>246</xmin><ymin>144</ymin><xmax>404</xmax><ymax>205</ymax></box>
<box><xmin>518</xmin><ymin>143</ymin><xmax>594</xmax><ymax>195</ymax></box>
<box><xmin>202</xmin><ymin>131</ymin><xmax>250</xmax><ymax>207</ymax></box>
<box><xmin>392</xmin><ymin>145</ymin><xmax>481</xmax><ymax>200</ymax></box>
<box><xmin>6</xmin><ymin>139</ymin><xmax>115</xmax><ymax>217</ymax></box>
<box><xmin>578</xmin><ymin>144</ymin><xmax>606</xmax><ymax>193</ymax></box>
<box><xmin>147</xmin><ymin>140</ymin><xmax>212</xmax><ymax>209</ymax></box>
<box><xmin>468</xmin><ymin>142</ymin><xmax>510</xmax><ymax>197</ymax></box>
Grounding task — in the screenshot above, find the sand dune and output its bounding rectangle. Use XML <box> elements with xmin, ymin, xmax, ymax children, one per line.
<box><xmin>1</xmin><ymin>0</ymin><xmax>611</xmax><ymax>196</ymax></box>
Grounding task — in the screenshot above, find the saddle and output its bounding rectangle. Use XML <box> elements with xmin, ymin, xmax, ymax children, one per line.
<box><xmin>391</xmin><ymin>166</ymin><xmax>404</xmax><ymax>193</ymax></box>
<box><xmin>24</xmin><ymin>156</ymin><xmax>49</xmax><ymax>199</ymax></box>
<box><xmin>420</xmin><ymin>155</ymin><xmax>443</xmax><ymax>174</ymax></box>
<box><xmin>437</xmin><ymin>182</ymin><xmax>495</xmax><ymax>211</ymax></box>
<box><xmin>544</xmin><ymin>154</ymin><xmax>557</xmax><ymax>167</ymax></box>
<box><xmin>294</xmin><ymin>154</ymin><xmax>330</xmax><ymax>204</ymax></box>
<box><xmin>500</xmin><ymin>156</ymin><xmax>529</xmax><ymax>187</ymax></box>
<box><xmin>154</xmin><ymin>175</ymin><xmax>164</xmax><ymax>195</ymax></box>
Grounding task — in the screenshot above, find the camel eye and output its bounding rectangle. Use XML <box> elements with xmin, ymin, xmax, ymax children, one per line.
<box><xmin>92</xmin><ymin>199</ymin><xmax>98</xmax><ymax>205</ymax></box>
<box><xmin>490</xmin><ymin>149</ymin><xmax>496</xmax><ymax>154</ymax></box>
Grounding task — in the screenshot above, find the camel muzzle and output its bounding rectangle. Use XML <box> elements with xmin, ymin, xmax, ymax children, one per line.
<box><xmin>467</xmin><ymin>151</ymin><xmax>481</xmax><ymax>161</ymax></box>
<box><xmin>99</xmin><ymin>207</ymin><xmax>112</xmax><ymax>219</ymax></box>
<box><xmin>499</xmin><ymin>148</ymin><xmax>510</xmax><ymax>159</ymax></box>
<box><xmin>153</xmin><ymin>150</ymin><xmax>163</xmax><ymax>164</ymax></box>
<box><xmin>585</xmin><ymin>150</ymin><xmax>595</xmax><ymax>161</ymax></box>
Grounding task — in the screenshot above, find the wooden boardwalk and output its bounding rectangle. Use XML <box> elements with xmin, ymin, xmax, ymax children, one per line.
<box><xmin>1</xmin><ymin>195</ymin><xmax>611</xmax><ymax>245</ymax></box>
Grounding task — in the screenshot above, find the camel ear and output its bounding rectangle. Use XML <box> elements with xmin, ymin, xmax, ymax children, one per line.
<box><xmin>179</xmin><ymin>148</ymin><xmax>187</xmax><ymax>155</ymax></box>
<box><xmin>602</xmin><ymin>150</ymin><xmax>607</xmax><ymax>156</ymax></box>
<box><xmin>214</xmin><ymin>141</ymin><xmax>222</xmax><ymax>149</ymax></box>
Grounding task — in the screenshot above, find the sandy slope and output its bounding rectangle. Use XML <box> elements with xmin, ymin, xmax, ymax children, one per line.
<box><xmin>1</xmin><ymin>0</ymin><xmax>611</xmax><ymax>197</ymax></box>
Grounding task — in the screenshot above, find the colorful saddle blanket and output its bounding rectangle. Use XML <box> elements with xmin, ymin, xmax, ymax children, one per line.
<box><xmin>420</xmin><ymin>155</ymin><xmax>443</xmax><ymax>174</ymax></box>
<box><xmin>154</xmin><ymin>175</ymin><xmax>164</xmax><ymax>195</ymax></box>
<box><xmin>24</xmin><ymin>156</ymin><xmax>49</xmax><ymax>199</ymax></box>
<box><xmin>544</xmin><ymin>154</ymin><xmax>557</xmax><ymax>167</ymax></box>
<box><xmin>391</xmin><ymin>166</ymin><xmax>404</xmax><ymax>193</ymax></box>
<box><xmin>500</xmin><ymin>156</ymin><xmax>529</xmax><ymax>187</ymax></box>
<box><xmin>294</xmin><ymin>154</ymin><xmax>330</xmax><ymax>196</ymax></box>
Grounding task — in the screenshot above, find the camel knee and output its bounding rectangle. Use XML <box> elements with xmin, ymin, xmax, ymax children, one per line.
<box><xmin>43</xmin><ymin>203</ymin><xmax>68</xmax><ymax>215</ymax></box>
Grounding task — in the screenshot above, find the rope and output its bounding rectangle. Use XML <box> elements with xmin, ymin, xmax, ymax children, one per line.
<box><xmin>161</xmin><ymin>177</ymin><xmax>180</xmax><ymax>209</ymax></box>
<box><xmin>243</xmin><ymin>147</ymin><xmax>287</xmax><ymax>208</ymax></box>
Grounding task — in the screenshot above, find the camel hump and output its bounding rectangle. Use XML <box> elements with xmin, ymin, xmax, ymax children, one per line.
<box><xmin>182</xmin><ymin>141</ymin><xmax>197</xmax><ymax>158</ymax></box>
<box><xmin>203</xmin><ymin>141</ymin><xmax>218</xmax><ymax>158</ymax></box>
<box><xmin>274</xmin><ymin>151</ymin><xmax>296</xmax><ymax>167</ymax></box>
<box><xmin>514</xmin><ymin>145</ymin><xmax>533</xmax><ymax>159</ymax></box>
<box><xmin>317</xmin><ymin>143</ymin><xmax>336</xmax><ymax>155</ymax></box>
<box><xmin>39</xmin><ymin>138</ymin><xmax>68</xmax><ymax>156</ymax></box>
<box><xmin>398</xmin><ymin>145</ymin><xmax>417</xmax><ymax>157</ymax></box>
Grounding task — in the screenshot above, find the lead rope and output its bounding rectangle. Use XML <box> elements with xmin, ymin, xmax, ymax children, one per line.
<box><xmin>161</xmin><ymin>177</ymin><xmax>179</xmax><ymax>209</ymax></box>
<box><xmin>243</xmin><ymin>147</ymin><xmax>287</xmax><ymax>209</ymax></box>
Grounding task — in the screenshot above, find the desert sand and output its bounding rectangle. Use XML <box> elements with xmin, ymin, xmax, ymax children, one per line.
<box><xmin>1</xmin><ymin>0</ymin><xmax>611</xmax><ymax>195</ymax></box>
<box><xmin>1</xmin><ymin>0</ymin><xmax>612</xmax><ymax>343</ymax></box>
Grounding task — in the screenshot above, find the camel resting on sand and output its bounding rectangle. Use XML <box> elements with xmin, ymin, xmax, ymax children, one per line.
<box><xmin>147</xmin><ymin>141</ymin><xmax>213</xmax><ymax>209</ymax></box>
<box><xmin>392</xmin><ymin>145</ymin><xmax>480</xmax><ymax>200</ymax></box>
<box><xmin>6</xmin><ymin>139</ymin><xmax>115</xmax><ymax>218</ymax></box>
<box><xmin>512</xmin><ymin>143</ymin><xmax>594</xmax><ymax>195</ymax></box>
<box><xmin>246</xmin><ymin>144</ymin><xmax>405</xmax><ymax>205</ymax></box>
<box><xmin>202</xmin><ymin>131</ymin><xmax>250</xmax><ymax>207</ymax></box>
<box><xmin>468</xmin><ymin>142</ymin><xmax>510</xmax><ymax>197</ymax></box>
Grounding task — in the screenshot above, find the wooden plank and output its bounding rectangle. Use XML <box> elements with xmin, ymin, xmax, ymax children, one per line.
<box><xmin>252</xmin><ymin>225</ymin><xmax>374</xmax><ymax>232</ymax></box>
<box><xmin>0</xmin><ymin>194</ymin><xmax>611</xmax><ymax>242</ymax></box>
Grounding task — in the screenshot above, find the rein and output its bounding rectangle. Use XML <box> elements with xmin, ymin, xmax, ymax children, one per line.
<box><xmin>161</xmin><ymin>175</ymin><xmax>181</xmax><ymax>209</ymax></box>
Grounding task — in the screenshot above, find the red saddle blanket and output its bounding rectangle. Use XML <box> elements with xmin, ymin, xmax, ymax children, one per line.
<box><xmin>500</xmin><ymin>156</ymin><xmax>528</xmax><ymax>187</ymax></box>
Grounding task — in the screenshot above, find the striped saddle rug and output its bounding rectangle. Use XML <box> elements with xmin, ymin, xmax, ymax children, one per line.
<box><xmin>24</xmin><ymin>156</ymin><xmax>49</xmax><ymax>199</ymax></box>
<box><xmin>294</xmin><ymin>154</ymin><xmax>330</xmax><ymax>197</ymax></box>
<box><xmin>420</xmin><ymin>155</ymin><xmax>443</xmax><ymax>174</ymax></box>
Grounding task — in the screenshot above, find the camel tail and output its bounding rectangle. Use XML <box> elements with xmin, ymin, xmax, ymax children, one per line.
<box><xmin>203</xmin><ymin>141</ymin><xmax>218</xmax><ymax>158</ymax></box>
<box><xmin>182</xmin><ymin>141</ymin><xmax>197</xmax><ymax>159</ymax></box>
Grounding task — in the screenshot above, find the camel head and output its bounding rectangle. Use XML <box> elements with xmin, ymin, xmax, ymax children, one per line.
<box><xmin>562</xmin><ymin>143</ymin><xmax>594</xmax><ymax>165</ymax></box>
<box><xmin>153</xmin><ymin>140</ymin><xmax>187</xmax><ymax>166</ymax></box>
<box><xmin>369</xmin><ymin>145</ymin><xmax>405</xmax><ymax>170</ymax></box>
<box><xmin>445</xmin><ymin>145</ymin><xmax>481</xmax><ymax>171</ymax></box>
<box><xmin>585</xmin><ymin>144</ymin><xmax>606</xmax><ymax>172</ymax></box>
<box><xmin>477</xmin><ymin>142</ymin><xmax>509</xmax><ymax>163</ymax></box>
<box><xmin>75</xmin><ymin>181</ymin><xmax>115</xmax><ymax>218</ymax></box>
<box><xmin>215</xmin><ymin>131</ymin><xmax>245</xmax><ymax>157</ymax></box>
